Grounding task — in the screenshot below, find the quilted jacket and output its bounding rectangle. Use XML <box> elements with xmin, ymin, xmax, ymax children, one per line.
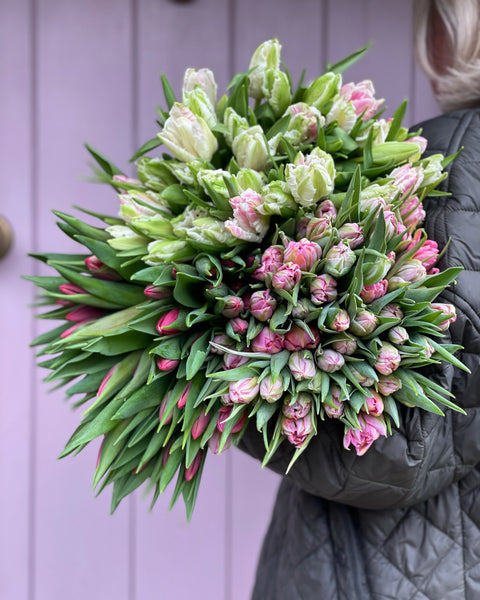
<box><xmin>240</xmin><ymin>108</ymin><xmax>480</xmax><ymax>600</ymax></box>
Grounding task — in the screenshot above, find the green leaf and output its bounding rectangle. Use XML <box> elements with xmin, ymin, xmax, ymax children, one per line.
<box><xmin>386</xmin><ymin>100</ymin><xmax>407</xmax><ymax>142</ymax></box>
<box><xmin>160</xmin><ymin>74</ymin><xmax>176</xmax><ymax>111</ymax></box>
<box><xmin>326</xmin><ymin>44</ymin><xmax>371</xmax><ymax>75</ymax></box>
<box><xmin>382</xmin><ymin>396</ymin><xmax>400</xmax><ymax>428</ymax></box>
<box><xmin>185</xmin><ymin>331</ymin><xmax>211</xmax><ymax>380</ymax></box>
<box><xmin>130</xmin><ymin>137</ymin><xmax>163</xmax><ymax>162</ymax></box>
<box><xmin>85</xmin><ymin>144</ymin><xmax>124</xmax><ymax>177</ymax></box>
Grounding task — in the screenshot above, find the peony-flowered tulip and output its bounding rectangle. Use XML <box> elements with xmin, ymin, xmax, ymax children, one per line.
<box><xmin>332</xmin><ymin>336</ymin><xmax>357</xmax><ymax>355</ymax></box>
<box><xmin>324</xmin><ymin>241</ymin><xmax>356</xmax><ymax>278</ymax></box>
<box><xmin>259</xmin><ymin>374</ymin><xmax>284</xmax><ymax>403</ymax></box>
<box><xmin>291</xmin><ymin>298</ymin><xmax>315</xmax><ymax>319</ymax></box>
<box><xmin>221</xmin><ymin>296</ymin><xmax>244</xmax><ymax>318</ymax></box>
<box><xmin>363</xmin><ymin>391</ymin><xmax>384</xmax><ymax>416</ymax></box>
<box><xmin>281</xmin><ymin>414</ymin><xmax>314</xmax><ymax>447</ymax></box>
<box><xmin>387</xmin><ymin>260</ymin><xmax>426</xmax><ymax>291</ymax></box>
<box><xmin>282</xmin><ymin>393</ymin><xmax>312</xmax><ymax>419</ymax></box>
<box><xmin>377</xmin><ymin>374</ymin><xmax>402</xmax><ymax>396</ymax></box>
<box><xmin>339</xmin><ymin>80</ymin><xmax>384</xmax><ymax>121</ymax></box>
<box><xmin>191</xmin><ymin>409</ymin><xmax>210</xmax><ymax>440</ymax></box>
<box><xmin>349</xmin><ymin>309</ymin><xmax>378</xmax><ymax>336</ymax></box>
<box><xmin>374</xmin><ymin>343</ymin><xmax>401</xmax><ymax>375</ymax></box>
<box><xmin>400</xmin><ymin>196</ymin><xmax>426</xmax><ymax>229</ymax></box>
<box><xmin>362</xmin><ymin>254</ymin><xmax>393</xmax><ymax>286</ymax></box>
<box><xmin>158</xmin><ymin>103</ymin><xmax>218</xmax><ymax>163</ymax></box>
<box><xmin>431</xmin><ymin>303</ymin><xmax>457</xmax><ymax>331</ymax></box>
<box><xmin>259</xmin><ymin>181</ymin><xmax>297</xmax><ymax>217</ymax></box>
<box><xmin>232</xmin><ymin>126</ymin><xmax>270</xmax><ymax>171</ymax></box>
<box><xmin>250</xmin><ymin>289</ymin><xmax>277</xmax><ymax>321</ymax></box>
<box><xmin>315</xmin><ymin>199</ymin><xmax>337</xmax><ymax>220</ymax></box>
<box><xmin>326</xmin><ymin>96</ymin><xmax>357</xmax><ymax>133</ymax></box>
<box><xmin>228</xmin><ymin>377</ymin><xmax>260</xmax><ymax>404</ymax></box>
<box><xmin>284</xmin><ymin>325</ymin><xmax>320</xmax><ymax>351</ymax></box>
<box><xmin>390</xmin><ymin>163</ymin><xmax>424</xmax><ymax>200</ymax></box>
<box><xmin>305</xmin><ymin>216</ymin><xmax>332</xmax><ymax>245</ymax></box>
<box><xmin>248</xmin><ymin>38</ymin><xmax>281</xmax><ymax>99</ymax></box>
<box><xmin>310</xmin><ymin>274</ymin><xmax>338</xmax><ymax>305</ymax></box>
<box><xmin>283</xmin><ymin>102</ymin><xmax>324</xmax><ymax>145</ymax></box>
<box><xmin>223</xmin><ymin>353</ymin><xmax>249</xmax><ymax>370</ymax></box>
<box><xmin>360</xmin><ymin>280</ymin><xmax>388</xmax><ymax>304</ymax></box>
<box><xmin>225</xmin><ymin>189</ymin><xmax>270</xmax><ymax>243</ymax></box>
<box><xmin>217</xmin><ymin>405</ymin><xmax>247</xmax><ymax>433</ymax></box>
<box><xmin>408</xmin><ymin>135</ymin><xmax>428</xmax><ymax>154</ymax></box>
<box><xmin>285</xmin><ymin>148</ymin><xmax>335</xmax><ymax>208</ymax></box>
<box><xmin>253</xmin><ymin>245</ymin><xmax>284</xmax><ymax>280</ymax></box>
<box><xmin>408</xmin><ymin>232</ymin><xmax>439</xmax><ymax>271</ymax></box>
<box><xmin>315</xmin><ymin>348</ymin><xmax>345</xmax><ymax>373</ymax></box>
<box><xmin>343</xmin><ymin>413</ymin><xmax>387</xmax><ymax>456</ymax></box>
<box><xmin>388</xmin><ymin>326</ymin><xmax>409</xmax><ymax>345</ymax></box>
<box><xmin>185</xmin><ymin>450</ymin><xmax>204</xmax><ymax>481</ymax></box>
<box><xmin>156</xmin><ymin>357</ymin><xmax>180</xmax><ymax>372</ymax></box>
<box><xmin>271</xmin><ymin>262</ymin><xmax>302</xmax><ymax>292</ymax></box>
<box><xmin>251</xmin><ymin>327</ymin><xmax>284</xmax><ymax>353</ymax></box>
<box><xmin>379</xmin><ymin>303</ymin><xmax>404</xmax><ymax>320</ymax></box>
<box><xmin>288</xmin><ymin>351</ymin><xmax>316</xmax><ymax>381</ymax></box>
<box><xmin>230</xmin><ymin>317</ymin><xmax>249</xmax><ymax>336</ymax></box>
<box><xmin>326</xmin><ymin>308</ymin><xmax>350</xmax><ymax>332</ymax></box>
<box><xmin>337</xmin><ymin>223</ymin><xmax>364</xmax><ymax>249</ymax></box>
<box><xmin>324</xmin><ymin>385</ymin><xmax>344</xmax><ymax>418</ymax></box>
<box><xmin>284</xmin><ymin>238</ymin><xmax>322</xmax><ymax>271</ymax></box>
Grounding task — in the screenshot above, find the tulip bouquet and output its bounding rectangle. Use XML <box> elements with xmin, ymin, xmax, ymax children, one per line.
<box><xmin>29</xmin><ymin>39</ymin><xmax>468</xmax><ymax>519</ymax></box>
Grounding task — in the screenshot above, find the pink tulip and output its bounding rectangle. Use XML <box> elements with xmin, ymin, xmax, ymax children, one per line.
<box><xmin>84</xmin><ymin>256</ymin><xmax>122</xmax><ymax>281</ymax></box>
<box><xmin>191</xmin><ymin>409</ymin><xmax>210</xmax><ymax>440</ymax></box>
<box><xmin>377</xmin><ymin>375</ymin><xmax>402</xmax><ymax>396</ymax></box>
<box><xmin>222</xmin><ymin>296</ymin><xmax>244</xmax><ymax>318</ymax></box>
<box><xmin>379</xmin><ymin>303</ymin><xmax>403</xmax><ymax>320</ymax></box>
<box><xmin>388</xmin><ymin>326</ymin><xmax>409</xmax><ymax>345</ymax></box>
<box><xmin>363</xmin><ymin>391</ymin><xmax>384</xmax><ymax>416</ymax></box>
<box><xmin>431</xmin><ymin>303</ymin><xmax>457</xmax><ymax>331</ymax></box>
<box><xmin>185</xmin><ymin>450</ymin><xmax>203</xmax><ymax>481</ymax></box>
<box><xmin>349</xmin><ymin>365</ymin><xmax>375</xmax><ymax>387</ymax></box>
<box><xmin>374</xmin><ymin>343</ymin><xmax>401</xmax><ymax>375</ymax></box>
<box><xmin>156</xmin><ymin>357</ymin><xmax>180</xmax><ymax>372</ymax></box>
<box><xmin>230</xmin><ymin>317</ymin><xmax>249</xmax><ymax>335</ymax></box>
<box><xmin>410</xmin><ymin>234</ymin><xmax>439</xmax><ymax>272</ymax></box>
<box><xmin>177</xmin><ymin>382</ymin><xmax>192</xmax><ymax>409</ymax></box>
<box><xmin>340</xmin><ymin>80</ymin><xmax>383</xmax><ymax>121</ymax></box>
<box><xmin>305</xmin><ymin>216</ymin><xmax>332</xmax><ymax>244</ymax></box>
<box><xmin>60</xmin><ymin>322</ymin><xmax>92</xmax><ymax>338</ymax></box>
<box><xmin>315</xmin><ymin>199</ymin><xmax>337</xmax><ymax>220</ymax></box>
<box><xmin>156</xmin><ymin>308</ymin><xmax>183</xmax><ymax>335</ymax></box>
<box><xmin>65</xmin><ymin>305</ymin><xmax>104</xmax><ymax>322</ymax></box>
<box><xmin>407</xmin><ymin>135</ymin><xmax>427</xmax><ymax>153</ymax></box>
<box><xmin>387</xmin><ymin>260</ymin><xmax>426</xmax><ymax>291</ymax></box>
<box><xmin>225</xmin><ymin>189</ymin><xmax>270</xmax><ymax>243</ymax></box>
<box><xmin>337</xmin><ymin>223</ymin><xmax>364</xmax><ymax>249</ymax></box>
<box><xmin>253</xmin><ymin>246</ymin><xmax>284</xmax><ymax>280</ymax></box>
<box><xmin>159</xmin><ymin>393</ymin><xmax>173</xmax><ymax>425</ymax></box>
<box><xmin>251</xmin><ymin>327</ymin><xmax>284</xmax><ymax>353</ymax></box>
<box><xmin>97</xmin><ymin>365</ymin><xmax>117</xmax><ymax>397</ymax></box>
<box><xmin>259</xmin><ymin>374</ymin><xmax>284</xmax><ymax>403</ymax></box>
<box><xmin>383</xmin><ymin>210</ymin><xmax>400</xmax><ymax>240</ymax></box>
<box><xmin>291</xmin><ymin>298</ymin><xmax>314</xmax><ymax>319</ymax></box>
<box><xmin>390</xmin><ymin>164</ymin><xmax>424</xmax><ymax>199</ymax></box>
<box><xmin>208</xmin><ymin>430</ymin><xmax>233</xmax><ymax>454</ymax></box>
<box><xmin>284</xmin><ymin>325</ymin><xmax>320</xmax><ymax>351</ymax></box>
<box><xmin>223</xmin><ymin>353</ymin><xmax>249</xmax><ymax>370</ymax></box>
<box><xmin>271</xmin><ymin>262</ymin><xmax>302</xmax><ymax>292</ymax></box>
<box><xmin>400</xmin><ymin>196</ymin><xmax>426</xmax><ymax>229</ymax></box>
<box><xmin>288</xmin><ymin>351</ymin><xmax>316</xmax><ymax>381</ymax></box>
<box><xmin>282</xmin><ymin>393</ymin><xmax>312</xmax><ymax>419</ymax></box>
<box><xmin>349</xmin><ymin>310</ymin><xmax>378</xmax><ymax>336</ymax></box>
<box><xmin>210</xmin><ymin>334</ymin><xmax>235</xmax><ymax>354</ymax></box>
<box><xmin>324</xmin><ymin>385</ymin><xmax>344</xmax><ymax>418</ymax></box>
<box><xmin>360</xmin><ymin>280</ymin><xmax>388</xmax><ymax>304</ymax></box>
<box><xmin>324</xmin><ymin>241</ymin><xmax>356</xmax><ymax>278</ymax></box>
<box><xmin>162</xmin><ymin>440</ymin><xmax>174</xmax><ymax>467</ymax></box>
<box><xmin>284</xmin><ymin>238</ymin><xmax>322</xmax><ymax>271</ymax></box>
<box><xmin>228</xmin><ymin>377</ymin><xmax>260</xmax><ymax>404</ymax></box>
<box><xmin>144</xmin><ymin>285</ymin><xmax>173</xmax><ymax>299</ymax></box>
<box><xmin>281</xmin><ymin>414</ymin><xmax>314</xmax><ymax>447</ymax></box>
<box><xmin>343</xmin><ymin>413</ymin><xmax>387</xmax><ymax>456</ymax></box>
<box><xmin>310</xmin><ymin>274</ymin><xmax>338</xmax><ymax>305</ymax></box>
<box><xmin>315</xmin><ymin>348</ymin><xmax>345</xmax><ymax>373</ymax></box>
<box><xmin>217</xmin><ymin>405</ymin><xmax>246</xmax><ymax>433</ymax></box>
<box><xmin>59</xmin><ymin>282</ymin><xmax>87</xmax><ymax>295</ymax></box>
<box><xmin>250</xmin><ymin>289</ymin><xmax>277</xmax><ymax>322</ymax></box>
<box><xmin>327</xmin><ymin>309</ymin><xmax>350</xmax><ymax>332</ymax></box>
<box><xmin>332</xmin><ymin>336</ymin><xmax>357</xmax><ymax>355</ymax></box>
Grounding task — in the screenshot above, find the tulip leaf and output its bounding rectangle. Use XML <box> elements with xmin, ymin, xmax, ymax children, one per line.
<box><xmin>255</xmin><ymin>401</ymin><xmax>278</xmax><ymax>431</ymax></box>
<box><xmin>185</xmin><ymin>331</ymin><xmax>210</xmax><ymax>380</ymax></box>
<box><xmin>85</xmin><ymin>143</ymin><xmax>124</xmax><ymax>177</ymax></box>
<box><xmin>326</xmin><ymin>44</ymin><xmax>371</xmax><ymax>75</ymax></box>
<box><xmin>130</xmin><ymin>137</ymin><xmax>163</xmax><ymax>162</ymax></box>
<box><xmin>382</xmin><ymin>396</ymin><xmax>400</xmax><ymax>428</ymax></box>
<box><xmin>386</xmin><ymin>100</ymin><xmax>407</xmax><ymax>142</ymax></box>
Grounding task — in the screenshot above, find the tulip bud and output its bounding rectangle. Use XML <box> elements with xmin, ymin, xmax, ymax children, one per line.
<box><xmin>282</xmin><ymin>393</ymin><xmax>312</xmax><ymax>419</ymax></box>
<box><xmin>230</xmin><ymin>318</ymin><xmax>249</xmax><ymax>336</ymax></box>
<box><xmin>284</xmin><ymin>102</ymin><xmax>324</xmax><ymax>145</ymax></box>
<box><xmin>387</xmin><ymin>260</ymin><xmax>426</xmax><ymax>291</ymax></box>
<box><xmin>183</xmin><ymin>67</ymin><xmax>217</xmax><ymax>107</ymax></box>
<box><xmin>258</xmin><ymin>181</ymin><xmax>297</xmax><ymax>217</ymax></box>
<box><xmin>339</xmin><ymin>80</ymin><xmax>383</xmax><ymax>121</ymax></box>
<box><xmin>360</xmin><ymin>280</ymin><xmax>388</xmax><ymax>304</ymax></box>
<box><xmin>326</xmin><ymin>96</ymin><xmax>356</xmax><ymax>133</ymax></box>
<box><xmin>250</xmin><ymin>289</ymin><xmax>277</xmax><ymax>322</ymax></box>
<box><xmin>408</xmin><ymin>233</ymin><xmax>439</xmax><ymax>271</ymax></box>
<box><xmin>284</xmin><ymin>238</ymin><xmax>322</xmax><ymax>271</ymax></box>
<box><xmin>284</xmin><ymin>325</ymin><xmax>320</xmax><ymax>352</ymax></box>
<box><xmin>324</xmin><ymin>241</ymin><xmax>356</xmax><ymax>278</ymax></box>
<box><xmin>373</xmin><ymin>142</ymin><xmax>421</xmax><ymax>166</ymax></box>
<box><xmin>211</xmin><ymin>334</ymin><xmax>236</xmax><ymax>354</ymax></box>
<box><xmin>285</xmin><ymin>148</ymin><xmax>335</xmax><ymax>208</ymax></box>
<box><xmin>229</xmin><ymin>377</ymin><xmax>260</xmax><ymax>404</ymax></box>
<box><xmin>291</xmin><ymin>298</ymin><xmax>315</xmax><ymax>319</ymax></box>
<box><xmin>145</xmin><ymin>239</ymin><xmax>194</xmax><ymax>264</ymax></box>
<box><xmin>349</xmin><ymin>310</ymin><xmax>378</xmax><ymax>337</ymax></box>
<box><xmin>349</xmin><ymin>365</ymin><xmax>375</xmax><ymax>387</ymax></box>
<box><xmin>303</xmin><ymin>72</ymin><xmax>342</xmax><ymax>109</ymax></box>
<box><xmin>374</xmin><ymin>342</ymin><xmax>401</xmax><ymax>375</ymax></box>
<box><xmin>191</xmin><ymin>409</ymin><xmax>210</xmax><ymax>440</ymax></box>
<box><xmin>223</xmin><ymin>107</ymin><xmax>250</xmax><ymax>146</ymax></box>
<box><xmin>234</xmin><ymin>168</ymin><xmax>265</xmax><ymax>193</ymax></box>
<box><xmin>418</xmin><ymin>336</ymin><xmax>435</xmax><ymax>358</ymax></box>
<box><xmin>343</xmin><ymin>413</ymin><xmax>387</xmax><ymax>456</ymax></box>
<box><xmin>379</xmin><ymin>303</ymin><xmax>404</xmax><ymax>320</ymax></box>
<box><xmin>144</xmin><ymin>285</ymin><xmax>173</xmax><ymax>299</ymax></box>
<box><xmin>259</xmin><ymin>373</ymin><xmax>284</xmax><ymax>403</ymax></box>
<box><xmin>332</xmin><ymin>336</ymin><xmax>357</xmax><ymax>355</ymax></box>
<box><xmin>156</xmin><ymin>357</ymin><xmax>180</xmax><ymax>372</ymax></box>
<box><xmin>65</xmin><ymin>305</ymin><xmax>104</xmax><ymax>323</ymax></box>
<box><xmin>158</xmin><ymin>103</ymin><xmax>218</xmax><ymax>163</ymax></box>
<box><xmin>420</xmin><ymin>154</ymin><xmax>444</xmax><ymax>187</ymax></box>
<box><xmin>407</xmin><ymin>135</ymin><xmax>427</xmax><ymax>154</ymax></box>
<box><xmin>305</xmin><ymin>216</ymin><xmax>332</xmax><ymax>245</ymax></box>
<box><xmin>390</xmin><ymin>163</ymin><xmax>424</xmax><ymax>200</ymax></box>
<box><xmin>388</xmin><ymin>326</ymin><xmax>409</xmax><ymax>345</ymax></box>
<box><xmin>84</xmin><ymin>256</ymin><xmax>122</xmax><ymax>281</ymax></box>
<box><xmin>159</xmin><ymin>392</ymin><xmax>173</xmax><ymax>425</ymax></box>
<box><xmin>248</xmin><ymin>39</ymin><xmax>282</xmax><ymax>99</ymax></box>
<box><xmin>223</xmin><ymin>353</ymin><xmax>249</xmax><ymax>370</ymax></box>
<box><xmin>221</xmin><ymin>296</ymin><xmax>244</xmax><ymax>318</ymax></box>
<box><xmin>361</xmin><ymin>254</ymin><xmax>393</xmax><ymax>287</ymax></box>
<box><xmin>253</xmin><ymin>246</ymin><xmax>284</xmax><ymax>281</ymax></box>
<box><xmin>337</xmin><ymin>223</ymin><xmax>364</xmax><ymax>249</ymax></box>
<box><xmin>315</xmin><ymin>348</ymin><xmax>345</xmax><ymax>373</ymax></box>
<box><xmin>400</xmin><ymin>196</ymin><xmax>426</xmax><ymax>229</ymax></box>
<box><xmin>310</xmin><ymin>273</ymin><xmax>338</xmax><ymax>305</ymax></box>
<box><xmin>271</xmin><ymin>262</ymin><xmax>302</xmax><ymax>292</ymax></box>
<box><xmin>363</xmin><ymin>391</ymin><xmax>384</xmax><ymax>416</ymax></box>
<box><xmin>281</xmin><ymin>415</ymin><xmax>314</xmax><ymax>447</ymax></box>
<box><xmin>288</xmin><ymin>351</ymin><xmax>316</xmax><ymax>381</ymax></box>
<box><xmin>431</xmin><ymin>303</ymin><xmax>457</xmax><ymax>331</ymax></box>
<box><xmin>217</xmin><ymin>405</ymin><xmax>247</xmax><ymax>434</ymax></box>
<box><xmin>197</xmin><ymin>168</ymin><xmax>232</xmax><ymax>201</ymax></box>
<box><xmin>185</xmin><ymin>450</ymin><xmax>203</xmax><ymax>482</ymax></box>
<box><xmin>377</xmin><ymin>374</ymin><xmax>402</xmax><ymax>396</ymax></box>
<box><xmin>183</xmin><ymin>86</ymin><xmax>217</xmax><ymax>128</ymax></box>
<box><xmin>315</xmin><ymin>199</ymin><xmax>337</xmax><ymax>220</ymax></box>
<box><xmin>225</xmin><ymin>188</ymin><xmax>270</xmax><ymax>243</ymax></box>
<box><xmin>58</xmin><ymin>282</ymin><xmax>87</xmax><ymax>296</ymax></box>
<box><xmin>156</xmin><ymin>308</ymin><xmax>186</xmax><ymax>335</ymax></box>
<box><xmin>208</xmin><ymin>430</ymin><xmax>233</xmax><ymax>454</ymax></box>
<box><xmin>177</xmin><ymin>382</ymin><xmax>192</xmax><ymax>409</ymax></box>
<box><xmin>324</xmin><ymin>385</ymin><xmax>344</xmax><ymax>418</ymax></box>
<box><xmin>262</xmin><ymin>68</ymin><xmax>291</xmax><ymax>116</ymax></box>
<box><xmin>251</xmin><ymin>326</ymin><xmax>284</xmax><ymax>353</ymax></box>
<box><xmin>232</xmin><ymin>125</ymin><xmax>270</xmax><ymax>171</ymax></box>
<box><xmin>326</xmin><ymin>308</ymin><xmax>350</xmax><ymax>332</ymax></box>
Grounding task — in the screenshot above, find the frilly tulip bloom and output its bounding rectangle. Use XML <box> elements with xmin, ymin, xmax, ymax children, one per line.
<box><xmin>223</xmin><ymin>353</ymin><xmax>249</xmax><ymax>370</ymax></box>
<box><xmin>374</xmin><ymin>343</ymin><xmax>401</xmax><ymax>375</ymax></box>
<box><xmin>284</xmin><ymin>238</ymin><xmax>322</xmax><ymax>271</ymax></box>
<box><xmin>377</xmin><ymin>374</ymin><xmax>402</xmax><ymax>396</ymax></box>
<box><xmin>390</xmin><ymin>164</ymin><xmax>424</xmax><ymax>200</ymax></box>
<box><xmin>332</xmin><ymin>336</ymin><xmax>357</xmax><ymax>355</ymax></box>
<box><xmin>217</xmin><ymin>405</ymin><xmax>247</xmax><ymax>433</ymax></box>
<box><xmin>387</xmin><ymin>260</ymin><xmax>426</xmax><ymax>291</ymax></box>
<box><xmin>388</xmin><ymin>326</ymin><xmax>409</xmax><ymax>345</ymax></box>
<box><xmin>248</xmin><ymin>38</ymin><xmax>281</xmax><ymax>99</ymax></box>
<box><xmin>337</xmin><ymin>223</ymin><xmax>364</xmax><ymax>249</ymax></box>
<box><xmin>262</xmin><ymin>68</ymin><xmax>291</xmax><ymax>117</ymax></box>
<box><xmin>282</xmin><ymin>393</ymin><xmax>312</xmax><ymax>419</ymax></box>
<box><xmin>271</xmin><ymin>262</ymin><xmax>302</xmax><ymax>292</ymax></box>
<box><xmin>156</xmin><ymin>308</ymin><xmax>184</xmax><ymax>335</ymax></box>
<box><xmin>251</xmin><ymin>327</ymin><xmax>284</xmax><ymax>353</ymax></box>
<box><xmin>285</xmin><ymin>147</ymin><xmax>336</xmax><ymax>208</ymax></box>
<box><xmin>259</xmin><ymin>181</ymin><xmax>297</xmax><ymax>217</ymax></box>
<box><xmin>156</xmin><ymin>357</ymin><xmax>180</xmax><ymax>372</ymax></box>
<box><xmin>339</xmin><ymin>80</ymin><xmax>384</xmax><ymax>121</ymax></box>
<box><xmin>408</xmin><ymin>135</ymin><xmax>428</xmax><ymax>154</ymax></box>
<box><xmin>208</xmin><ymin>429</ymin><xmax>233</xmax><ymax>455</ymax></box>
<box><xmin>183</xmin><ymin>83</ymin><xmax>217</xmax><ymax>128</ymax></box>
<box><xmin>431</xmin><ymin>303</ymin><xmax>457</xmax><ymax>331</ymax></box>
<box><xmin>421</xmin><ymin>154</ymin><xmax>444</xmax><ymax>186</ymax></box>
<box><xmin>228</xmin><ymin>377</ymin><xmax>260</xmax><ymax>404</ymax></box>
<box><xmin>363</xmin><ymin>391</ymin><xmax>384</xmax><ymax>416</ymax></box>
<box><xmin>250</xmin><ymin>290</ymin><xmax>277</xmax><ymax>322</ymax></box>
<box><xmin>324</xmin><ymin>241</ymin><xmax>356</xmax><ymax>278</ymax></box>
<box><xmin>84</xmin><ymin>256</ymin><xmax>122</xmax><ymax>281</ymax></box>
<box><xmin>283</xmin><ymin>102</ymin><xmax>324</xmax><ymax>145</ymax></box>
<box><xmin>185</xmin><ymin>450</ymin><xmax>203</xmax><ymax>482</ymax></box>
<box><xmin>409</xmin><ymin>234</ymin><xmax>439</xmax><ymax>271</ymax></box>
<box><xmin>315</xmin><ymin>199</ymin><xmax>337</xmax><ymax>220</ymax></box>
<box><xmin>281</xmin><ymin>414</ymin><xmax>314</xmax><ymax>447</ymax></box>
<box><xmin>222</xmin><ymin>296</ymin><xmax>244</xmax><ymax>318</ymax></box>
<box><xmin>158</xmin><ymin>103</ymin><xmax>218</xmax><ymax>163</ymax></box>
<box><xmin>191</xmin><ymin>409</ymin><xmax>210</xmax><ymax>440</ymax></box>
<box><xmin>400</xmin><ymin>196</ymin><xmax>426</xmax><ymax>229</ymax></box>
<box><xmin>183</xmin><ymin>67</ymin><xmax>217</xmax><ymax>107</ymax></box>
<box><xmin>305</xmin><ymin>216</ymin><xmax>332</xmax><ymax>244</ymax></box>
<box><xmin>310</xmin><ymin>274</ymin><xmax>338</xmax><ymax>305</ymax></box>
<box><xmin>65</xmin><ymin>305</ymin><xmax>104</xmax><ymax>323</ymax></box>
<box><xmin>253</xmin><ymin>246</ymin><xmax>284</xmax><ymax>280</ymax></box>
<box><xmin>177</xmin><ymin>382</ymin><xmax>193</xmax><ymax>409</ymax></box>
<box><xmin>259</xmin><ymin>374</ymin><xmax>284</xmax><ymax>403</ymax></box>
<box><xmin>383</xmin><ymin>210</ymin><xmax>400</xmax><ymax>240</ymax></box>
<box><xmin>326</xmin><ymin>96</ymin><xmax>357</xmax><ymax>133</ymax></box>
<box><xmin>284</xmin><ymin>325</ymin><xmax>320</xmax><ymax>351</ymax></box>
<box><xmin>225</xmin><ymin>189</ymin><xmax>270</xmax><ymax>243</ymax></box>
<box><xmin>232</xmin><ymin>125</ymin><xmax>270</xmax><ymax>171</ymax></box>
<box><xmin>349</xmin><ymin>309</ymin><xmax>378</xmax><ymax>336</ymax></box>
<box><xmin>288</xmin><ymin>351</ymin><xmax>316</xmax><ymax>381</ymax></box>
<box><xmin>230</xmin><ymin>318</ymin><xmax>249</xmax><ymax>336</ymax></box>
<box><xmin>379</xmin><ymin>303</ymin><xmax>404</xmax><ymax>320</ymax></box>
<box><xmin>360</xmin><ymin>280</ymin><xmax>388</xmax><ymax>304</ymax></box>
<box><xmin>315</xmin><ymin>348</ymin><xmax>345</xmax><ymax>373</ymax></box>
<box><xmin>327</xmin><ymin>309</ymin><xmax>350</xmax><ymax>332</ymax></box>
<box><xmin>343</xmin><ymin>413</ymin><xmax>387</xmax><ymax>456</ymax></box>
<box><xmin>144</xmin><ymin>284</ymin><xmax>173</xmax><ymax>299</ymax></box>
<box><xmin>324</xmin><ymin>385</ymin><xmax>344</xmax><ymax>419</ymax></box>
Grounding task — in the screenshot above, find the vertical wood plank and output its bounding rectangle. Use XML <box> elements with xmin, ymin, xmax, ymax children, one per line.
<box><xmin>133</xmin><ymin>1</ymin><xmax>231</xmax><ymax>599</ymax></box>
<box><xmin>33</xmin><ymin>1</ymin><xmax>133</xmax><ymax>598</ymax></box>
<box><xmin>0</xmin><ymin>3</ymin><xmax>32</xmax><ymax>599</ymax></box>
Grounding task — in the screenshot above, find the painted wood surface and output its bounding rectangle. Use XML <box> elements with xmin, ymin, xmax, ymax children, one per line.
<box><xmin>1</xmin><ymin>1</ymin><xmax>438</xmax><ymax>599</ymax></box>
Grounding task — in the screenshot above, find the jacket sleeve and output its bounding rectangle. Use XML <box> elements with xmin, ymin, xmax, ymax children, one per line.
<box><xmin>240</xmin><ymin>111</ymin><xmax>480</xmax><ymax>511</ymax></box>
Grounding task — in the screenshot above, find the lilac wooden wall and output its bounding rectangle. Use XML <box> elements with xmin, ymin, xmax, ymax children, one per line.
<box><xmin>0</xmin><ymin>1</ymin><xmax>438</xmax><ymax>599</ymax></box>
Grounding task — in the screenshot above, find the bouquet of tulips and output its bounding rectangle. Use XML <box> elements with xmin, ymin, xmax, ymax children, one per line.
<box><xmin>29</xmin><ymin>39</ymin><xmax>468</xmax><ymax>519</ymax></box>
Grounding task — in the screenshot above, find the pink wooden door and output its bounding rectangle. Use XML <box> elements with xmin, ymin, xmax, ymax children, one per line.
<box><xmin>1</xmin><ymin>1</ymin><xmax>437</xmax><ymax>599</ymax></box>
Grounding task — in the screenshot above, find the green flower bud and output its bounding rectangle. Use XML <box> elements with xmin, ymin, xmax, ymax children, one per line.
<box><xmin>234</xmin><ymin>169</ymin><xmax>265</xmax><ymax>193</ymax></box>
<box><xmin>248</xmin><ymin>38</ymin><xmax>281</xmax><ymax>99</ymax></box>
<box><xmin>285</xmin><ymin>147</ymin><xmax>335</xmax><ymax>208</ymax></box>
<box><xmin>371</xmin><ymin>142</ymin><xmax>420</xmax><ymax>166</ymax></box>
<box><xmin>257</xmin><ymin>180</ymin><xmax>297</xmax><ymax>217</ymax></box>
<box><xmin>232</xmin><ymin>125</ymin><xmax>270</xmax><ymax>171</ymax></box>
<box><xmin>136</xmin><ymin>157</ymin><xmax>178</xmax><ymax>192</ymax></box>
<box><xmin>262</xmin><ymin>68</ymin><xmax>291</xmax><ymax>117</ymax></box>
<box><xmin>106</xmin><ymin>225</ymin><xmax>148</xmax><ymax>251</ymax></box>
<box><xmin>183</xmin><ymin>86</ymin><xmax>217</xmax><ymax>128</ymax></box>
<box><xmin>223</xmin><ymin>107</ymin><xmax>250</xmax><ymax>146</ymax></box>
<box><xmin>130</xmin><ymin>215</ymin><xmax>174</xmax><ymax>239</ymax></box>
<box><xmin>145</xmin><ymin>239</ymin><xmax>195</xmax><ymax>264</ymax></box>
<box><xmin>197</xmin><ymin>168</ymin><xmax>233</xmax><ymax>201</ymax></box>
<box><xmin>303</xmin><ymin>72</ymin><xmax>342</xmax><ymax>110</ymax></box>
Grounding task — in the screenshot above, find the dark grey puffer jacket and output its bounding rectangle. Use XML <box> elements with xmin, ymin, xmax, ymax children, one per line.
<box><xmin>240</xmin><ymin>108</ymin><xmax>480</xmax><ymax>600</ymax></box>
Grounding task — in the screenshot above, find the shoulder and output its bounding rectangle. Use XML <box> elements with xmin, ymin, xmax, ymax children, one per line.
<box><xmin>415</xmin><ymin>108</ymin><xmax>480</xmax><ymax>157</ymax></box>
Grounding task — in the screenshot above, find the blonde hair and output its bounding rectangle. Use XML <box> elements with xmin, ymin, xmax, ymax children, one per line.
<box><xmin>413</xmin><ymin>0</ymin><xmax>480</xmax><ymax>111</ymax></box>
